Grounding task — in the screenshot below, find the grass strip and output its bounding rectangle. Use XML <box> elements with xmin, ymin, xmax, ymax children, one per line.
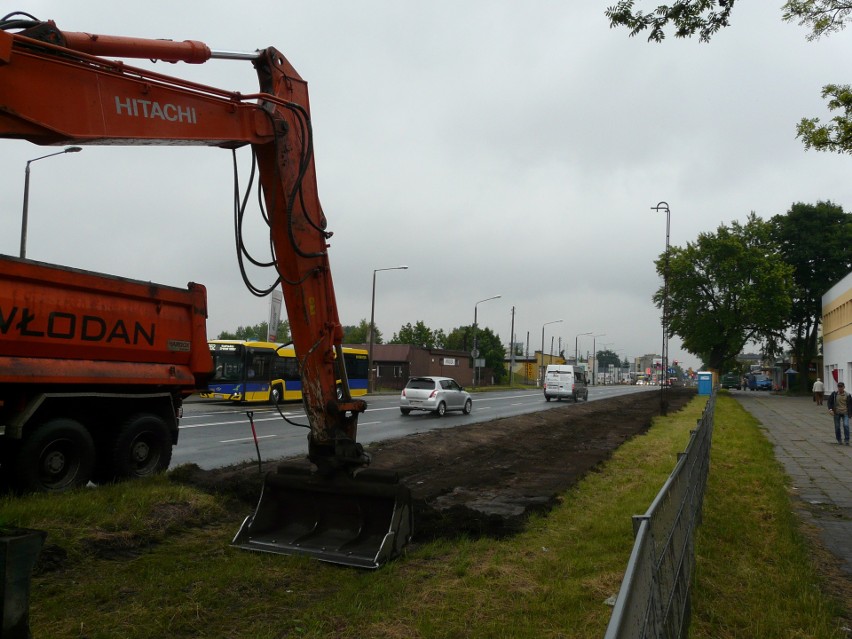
<box><xmin>4</xmin><ymin>394</ymin><xmax>846</xmax><ymax>637</ymax></box>
<box><xmin>691</xmin><ymin>395</ymin><xmax>846</xmax><ymax>638</ymax></box>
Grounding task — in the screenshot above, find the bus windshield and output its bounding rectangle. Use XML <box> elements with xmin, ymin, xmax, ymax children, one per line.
<box><xmin>211</xmin><ymin>343</ymin><xmax>245</xmax><ymax>382</ymax></box>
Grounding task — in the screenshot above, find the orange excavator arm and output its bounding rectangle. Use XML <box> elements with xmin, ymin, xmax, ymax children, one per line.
<box><xmin>0</xmin><ymin>18</ymin><xmax>364</xmax><ymax>463</ymax></box>
<box><xmin>0</xmin><ymin>15</ymin><xmax>410</xmax><ymax>567</ymax></box>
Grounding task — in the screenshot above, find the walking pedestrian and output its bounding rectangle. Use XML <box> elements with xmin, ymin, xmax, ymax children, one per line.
<box><xmin>813</xmin><ymin>378</ymin><xmax>825</xmax><ymax>405</ymax></box>
<box><xmin>828</xmin><ymin>382</ymin><xmax>851</xmax><ymax>445</ymax></box>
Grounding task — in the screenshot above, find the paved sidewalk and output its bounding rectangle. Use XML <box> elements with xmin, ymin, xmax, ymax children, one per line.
<box><xmin>734</xmin><ymin>391</ymin><xmax>852</xmax><ymax>576</ymax></box>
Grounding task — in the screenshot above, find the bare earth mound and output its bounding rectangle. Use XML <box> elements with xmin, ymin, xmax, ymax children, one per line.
<box><xmin>176</xmin><ymin>388</ymin><xmax>695</xmax><ymax>543</ymax></box>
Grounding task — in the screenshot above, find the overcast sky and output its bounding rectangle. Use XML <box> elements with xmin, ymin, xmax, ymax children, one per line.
<box><xmin>3</xmin><ymin>1</ymin><xmax>851</xmax><ymax>372</ymax></box>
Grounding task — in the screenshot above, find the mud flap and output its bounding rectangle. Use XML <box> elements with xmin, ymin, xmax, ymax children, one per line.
<box><xmin>231</xmin><ymin>464</ymin><xmax>412</xmax><ymax>569</ymax></box>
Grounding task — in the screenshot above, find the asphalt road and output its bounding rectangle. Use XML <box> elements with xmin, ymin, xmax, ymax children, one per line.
<box><xmin>172</xmin><ymin>384</ymin><xmax>659</xmax><ymax>470</ymax></box>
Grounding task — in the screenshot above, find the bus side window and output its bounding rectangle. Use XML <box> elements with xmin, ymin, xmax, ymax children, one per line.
<box><xmin>250</xmin><ymin>354</ymin><xmax>272</xmax><ymax>381</ymax></box>
<box><xmin>273</xmin><ymin>356</ymin><xmax>300</xmax><ymax>381</ymax></box>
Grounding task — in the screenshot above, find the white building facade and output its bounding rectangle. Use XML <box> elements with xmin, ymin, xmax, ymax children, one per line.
<box><xmin>822</xmin><ymin>271</ymin><xmax>852</xmax><ymax>392</ymax></box>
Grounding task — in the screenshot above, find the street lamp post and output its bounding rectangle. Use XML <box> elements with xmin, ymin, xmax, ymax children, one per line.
<box><xmin>652</xmin><ymin>201</ymin><xmax>671</xmax><ymax>415</ymax></box>
<box><xmin>574</xmin><ymin>331</ymin><xmax>592</xmax><ymax>367</ymax></box>
<box><xmin>591</xmin><ymin>333</ymin><xmax>606</xmax><ymax>385</ymax></box>
<box><xmin>368</xmin><ymin>265</ymin><xmax>408</xmax><ymax>393</ymax></box>
<box><xmin>540</xmin><ymin>319</ymin><xmax>563</xmax><ymax>384</ymax></box>
<box><xmin>472</xmin><ymin>295</ymin><xmax>501</xmax><ymax>387</ymax></box>
<box><xmin>20</xmin><ymin>146</ymin><xmax>83</xmax><ymax>259</ymax></box>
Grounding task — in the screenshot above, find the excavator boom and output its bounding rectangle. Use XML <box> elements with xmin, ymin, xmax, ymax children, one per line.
<box><xmin>0</xmin><ymin>16</ymin><xmax>411</xmax><ymax>568</ymax></box>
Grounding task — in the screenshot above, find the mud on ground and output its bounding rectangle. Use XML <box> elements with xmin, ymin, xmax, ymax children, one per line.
<box><xmin>175</xmin><ymin>388</ymin><xmax>696</xmax><ymax>542</ymax></box>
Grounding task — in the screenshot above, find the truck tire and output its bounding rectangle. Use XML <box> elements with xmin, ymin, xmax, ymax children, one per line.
<box><xmin>15</xmin><ymin>418</ymin><xmax>95</xmax><ymax>493</ymax></box>
<box><xmin>109</xmin><ymin>413</ymin><xmax>173</xmax><ymax>480</ymax></box>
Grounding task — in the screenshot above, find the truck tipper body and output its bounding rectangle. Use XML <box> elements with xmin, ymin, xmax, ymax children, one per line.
<box><xmin>0</xmin><ymin>254</ymin><xmax>213</xmax><ymax>492</ymax></box>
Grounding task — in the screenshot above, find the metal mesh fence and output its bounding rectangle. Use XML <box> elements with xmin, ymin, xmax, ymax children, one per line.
<box><xmin>604</xmin><ymin>391</ymin><xmax>717</xmax><ymax>639</ymax></box>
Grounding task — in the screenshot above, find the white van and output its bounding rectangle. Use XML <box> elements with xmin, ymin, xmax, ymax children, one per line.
<box><xmin>543</xmin><ymin>364</ymin><xmax>589</xmax><ymax>402</ymax></box>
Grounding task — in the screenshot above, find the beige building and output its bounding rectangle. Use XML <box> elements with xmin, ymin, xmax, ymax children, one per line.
<box><xmin>823</xmin><ymin>272</ymin><xmax>852</xmax><ymax>392</ymax></box>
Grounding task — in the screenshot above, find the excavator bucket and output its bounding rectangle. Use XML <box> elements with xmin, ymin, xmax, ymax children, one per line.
<box><xmin>232</xmin><ymin>464</ymin><xmax>412</xmax><ymax>569</ymax></box>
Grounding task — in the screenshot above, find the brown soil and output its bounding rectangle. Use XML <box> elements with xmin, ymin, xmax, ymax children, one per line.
<box><xmin>175</xmin><ymin>387</ymin><xmax>696</xmax><ymax>543</ymax></box>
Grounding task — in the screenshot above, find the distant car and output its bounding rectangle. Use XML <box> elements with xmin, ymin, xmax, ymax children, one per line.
<box><xmin>747</xmin><ymin>374</ymin><xmax>772</xmax><ymax>391</ymax></box>
<box><xmin>400</xmin><ymin>376</ymin><xmax>472</xmax><ymax>416</ymax></box>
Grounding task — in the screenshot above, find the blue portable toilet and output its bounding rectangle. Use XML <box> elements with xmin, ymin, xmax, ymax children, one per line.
<box><xmin>697</xmin><ymin>371</ymin><xmax>713</xmax><ymax>396</ymax></box>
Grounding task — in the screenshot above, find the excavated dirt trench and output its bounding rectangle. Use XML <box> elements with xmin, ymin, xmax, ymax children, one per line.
<box><xmin>177</xmin><ymin>388</ymin><xmax>696</xmax><ymax>543</ymax></box>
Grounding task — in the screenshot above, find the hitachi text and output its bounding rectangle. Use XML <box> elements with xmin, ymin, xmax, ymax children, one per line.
<box><xmin>114</xmin><ymin>96</ymin><xmax>197</xmax><ymax>124</ymax></box>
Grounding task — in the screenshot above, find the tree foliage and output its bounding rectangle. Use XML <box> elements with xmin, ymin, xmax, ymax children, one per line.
<box><xmin>605</xmin><ymin>0</ymin><xmax>736</xmax><ymax>42</ymax></box>
<box><xmin>605</xmin><ymin>0</ymin><xmax>850</xmax><ymax>42</ymax></box>
<box><xmin>782</xmin><ymin>0</ymin><xmax>852</xmax><ymax>40</ymax></box>
<box><xmin>607</xmin><ymin>1</ymin><xmax>852</xmax><ymax>153</ymax></box>
<box><xmin>342</xmin><ymin>319</ymin><xmax>382</xmax><ymax>345</ymax></box>
<box><xmin>769</xmin><ymin>201</ymin><xmax>852</xmax><ymax>385</ymax></box>
<box><xmin>442</xmin><ymin>326</ymin><xmax>470</xmax><ymax>352</ymax></box>
<box><xmin>444</xmin><ymin>325</ymin><xmax>506</xmax><ymax>385</ymax></box>
<box><xmin>597</xmin><ymin>349</ymin><xmax>622</xmax><ymax>370</ymax></box>
<box><xmin>655</xmin><ymin>214</ymin><xmax>794</xmax><ymax>371</ymax></box>
<box><xmin>798</xmin><ymin>84</ymin><xmax>852</xmax><ymax>153</ymax></box>
<box><xmin>217</xmin><ymin>319</ymin><xmax>290</xmax><ymax>342</ymax></box>
<box><xmin>390</xmin><ymin>321</ymin><xmax>446</xmax><ymax>349</ymax></box>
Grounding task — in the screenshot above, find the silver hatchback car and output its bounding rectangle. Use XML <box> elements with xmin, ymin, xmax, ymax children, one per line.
<box><xmin>400</xmin><ymin>376</ymin><xmax>472</xmax><ymax>417</ymax></box>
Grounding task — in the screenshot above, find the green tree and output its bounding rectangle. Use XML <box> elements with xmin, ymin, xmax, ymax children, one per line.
<box><xmin>655</xmin><ymin>213</ymin><xmax>794</xmax><ymax>372</ymax></box>
<box><xmin>783</xmin><ymin>0</ymin><xmax>852</xmax><ymax>40</ymax></box>
<box><xmin>390</xmin><ymin>321</ymin><xmax>446</xmax><ymax>349</ymax></box>
<box><xmin>607</xmin><ymin>2</ymin><xmax>852</xmax><ymax>153</ymax></box>
<box><xmin>342</xmin><ymin>319</ymin><xmax>381</xmax><ymax>345</ymax></box>
<box><xmin>478</xmin><ymin>328</ymin><xmax>507</xmax><ymax>385</ymax></box>
<box><xmin>443</xmin><ymin>326</ymin><xmax>472</xmax><ymax>352</ymax></box>
<box><xmin>605</xmin><ymin>0</ymin><xmax>736</xmax><ymax>42</ymax></box>
<box><xmin>605</xmin><ymin>1</ymin><xmax>843</xmax><ymax>42</ymax></box>
<box><xmin>445</xmin><ymin>325</ymin><xmax>506</xmax><ymax>385</ymax></box>
<box><xmin>217</xmin><ymin>319</ymin><xmax>291</xmax><ymax>342</ymax></box>
<box><xmin>769</xmin><ymin>201</ymin><xmax>852</xmax><ymax>388</ymax></box>
<box><xmin>797</xmin><ymin>84</ymin><xmax>852</xmax><ymax>154</ymax></box>
<box><xmin>597</xmin><ymin>349</ymin><xmax>622</xmax><ymax>370</ymax></box>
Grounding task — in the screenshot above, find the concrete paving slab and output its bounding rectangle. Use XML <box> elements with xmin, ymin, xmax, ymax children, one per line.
<box><xmin>733</xmin><ymin>391</ymin><xmax>852</xmax><ymax>576</ymax></box>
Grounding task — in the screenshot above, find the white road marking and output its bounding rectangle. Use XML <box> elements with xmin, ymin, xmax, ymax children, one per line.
<box><xmin>219</xmin><ymin>434</ymin><xmax>280</xmax><ymax>443</ymax></box>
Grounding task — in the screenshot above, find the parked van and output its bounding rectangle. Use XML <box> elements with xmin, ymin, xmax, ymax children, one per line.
<box><xmin>543</xmin><ymin>364</ymin><xmax>589</xmax><ymax>402</ymax></box>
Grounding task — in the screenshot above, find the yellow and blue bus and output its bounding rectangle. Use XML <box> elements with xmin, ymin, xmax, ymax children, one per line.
<box><xmin>199</xmin><ymin>340</ymin><xmax>368</xmax><ymax>403</ymax></box>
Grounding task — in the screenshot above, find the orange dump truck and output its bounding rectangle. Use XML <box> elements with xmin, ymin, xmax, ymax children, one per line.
<box><xmin>0</xmin><ymin>254</ymin><xmax>213</xmax><ymax>493</ymax></box>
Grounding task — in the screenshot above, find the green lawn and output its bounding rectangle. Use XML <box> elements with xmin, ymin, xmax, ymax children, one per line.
<box><xmin>1</xmin><ymin>394</ymin><xmax>846</xmax><ymax>638</ymax></box>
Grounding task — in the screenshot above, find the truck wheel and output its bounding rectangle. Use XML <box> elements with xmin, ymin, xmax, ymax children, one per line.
<box><xmin>110</xmin><ymin>414</ymin><xmax>172</xmax><ymax>480</ymax></box>
<box><xmin>15</xmin><ymin>418</ymin><xmax>95</xmax><ymax>493</ymax></box>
